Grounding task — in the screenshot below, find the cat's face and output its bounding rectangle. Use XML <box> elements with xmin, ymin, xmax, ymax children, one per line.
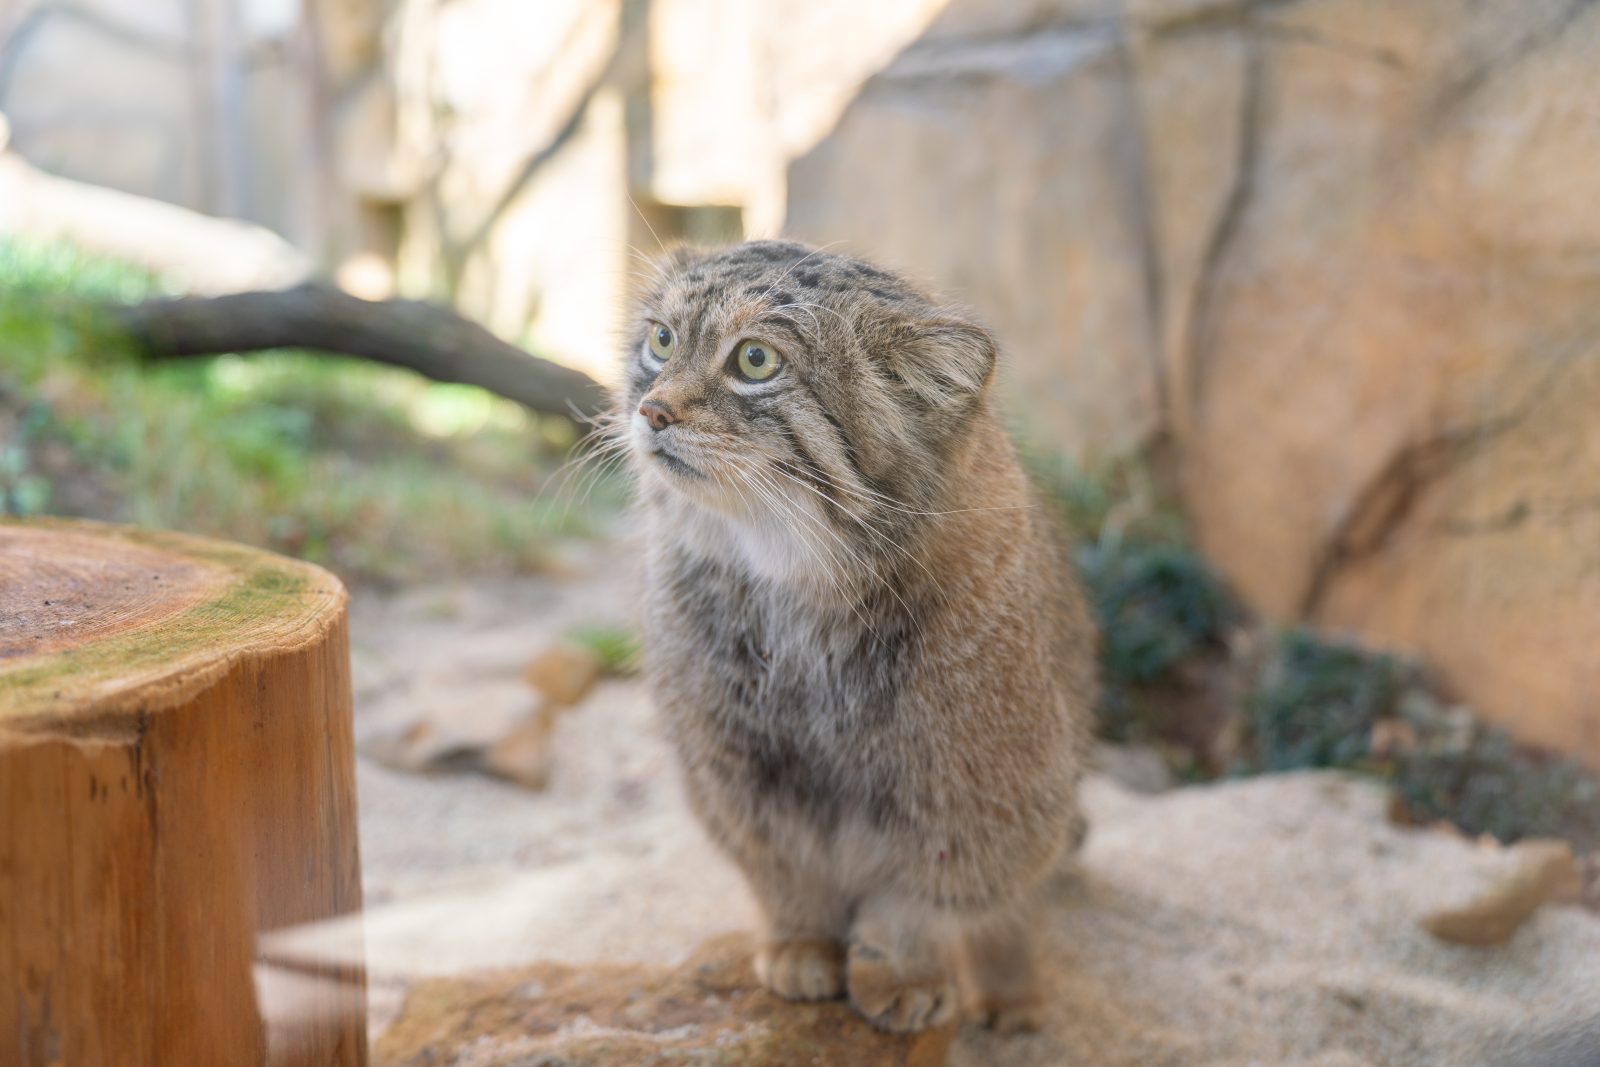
<box><xmin>620</xmin><ymin>240</ymin><xmax>997</xmax><ymax>580</ymax></box>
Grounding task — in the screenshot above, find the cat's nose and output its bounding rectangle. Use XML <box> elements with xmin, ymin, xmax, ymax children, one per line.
<box><xmin>638</xmin><ymin>398</ymin><xmax>676</xmax><ymax>432</ymax></box>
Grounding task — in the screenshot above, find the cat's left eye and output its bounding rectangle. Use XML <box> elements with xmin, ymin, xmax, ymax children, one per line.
<box><xmin>734</xmin><ymin>340</ymin><xmax>781</xmax><ymax>382</ymax></box>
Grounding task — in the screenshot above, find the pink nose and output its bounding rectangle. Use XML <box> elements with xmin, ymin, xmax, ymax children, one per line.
<box><xmin>638</xmin><ymin>399</ymin><xmax>675</xmax><ymax>431</ymax></box>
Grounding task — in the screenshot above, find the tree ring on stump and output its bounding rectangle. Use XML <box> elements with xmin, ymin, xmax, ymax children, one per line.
<box><xmin>1</xmin><ymin>518</ymin><xmax>345</xmax><ymax>733</ymax></box>
<box><xmin>1</xmin><ymin>518</ymin><xmax>365</xmax><ymax>1067</ymax></box>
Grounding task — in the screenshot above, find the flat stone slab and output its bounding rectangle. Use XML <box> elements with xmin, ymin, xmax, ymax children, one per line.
<box><xmin>373</xmin><ymin>933</ymin><xmax>953</xmax><ymax>1067</ymax></box>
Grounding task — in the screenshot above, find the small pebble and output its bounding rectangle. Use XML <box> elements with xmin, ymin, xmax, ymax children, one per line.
<box><xmin>1422</xmin><ymin>839</ymin><xmax>1581</xmax><ymax>946</ymax></box>
<box><xmin>522</xmin><ymin>644</ymin><xmax>603</xmax><ymax>707</ymax></box>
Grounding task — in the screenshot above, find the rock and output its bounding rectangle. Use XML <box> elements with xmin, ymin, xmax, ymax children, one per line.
<box><xmin>359</xmin><ymin>672</ymin><xmax>540</xmax><ymax>773</ymax></box>
<box><xmin>1422</xmin><ymin>839</ymin><xmax>1582</xmax><ymax>946</ymax></box>
<box><xmin>1368</xmin><ymin>719</ymin><xmax>1419</xmax><ymax>761</ymax></box>
<box><xmin>361</xmin><ymin>719</ymin><xmax>483</xmax><ymax>776</ymax></box>
<box><xmin>522</xmin><ymin>643</ymin><xmax>604</xmax><ymax>707</ymax></box>
<box><xmin>0</xmin><ymin>152</ymin><xmax>313</xmax><ymax>293</ymax></box>
<box><xmin>786</xmin><ymin>0</ymin><xmax>1600</xmax><ymax>768</ymax></box>
<box><xmin>1154</xmin><ymin>0</ymin><xmax>1600</xmax><ymax>769</ymax></box>
<box><xmin>482</xmin><ymin>704</ymin><xmax>558</xmax><ymax>790</ymax></box>
<box><xmin>787</xmin><ymin>14</ymin><xmax>1162</xmax><ymax>462</ymax></box>
<box><xmin>372</xmin><ymin>934</ymin><xmax>956</xmax><ymax>1067</ymax></box>
<box><xmin>362</xmin><ymin>698</ymin><xmax>563</xmax><ymax>792</ymax></box>
<box><xmin>1094</xmin><ymin>743</ymin><xmax>1174</xmax><ymax>794</ymax></box>
<box><xmin>360</xmin><ymin>669</ymin><xmax>563</xmax><ymax>787</ymax></box>
<box><xmin>1580</xmin><ymin>852</ymin><xmax>1600</xmax><ymax>913</ymax></box>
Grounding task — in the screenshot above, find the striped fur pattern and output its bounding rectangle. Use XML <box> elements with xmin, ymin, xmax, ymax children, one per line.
<box><xmin>616</xmin><ymin>240</ymin><xmax>1098</xmax><ymax>1033</ymax></box>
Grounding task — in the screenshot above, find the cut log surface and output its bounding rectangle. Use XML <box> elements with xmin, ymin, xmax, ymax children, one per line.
<box><xmin>1</xmin><ymin>519</ymin><xmax>367</xmax><ymax>1067</ymax></box>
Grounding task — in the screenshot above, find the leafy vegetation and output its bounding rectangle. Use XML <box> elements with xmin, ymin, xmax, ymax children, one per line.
<box><xmin>1031</xmin><ymin>447</ymin><xmax>1600</xmax><ymax>851</ymax></box>
<box><xmin>1240</xmin><ymin>630</ymin><xmax>1409</xmax><ymax>772</ymax></box>
<box><xmin>1076</xmin><ymin>540</ymin><xmax>1238</xmax><ymax>745</ymax></box>
<box><xmin>1079</xmin><ymin>542</ymin><xmax>1237</xmax><ymax>687</ymax></box>
<box><xmin>1239</xmin><ymin>628</ymin><xmax>1600</xmax><ymax>850</ymax></box>
<box><xmin>1393</xmin><ymin>725</ymin><xmax>1600</xmax><ymax>849</ymax></box>
<box><xmin>0</xmin><ymin>239</ymin><xmax>622</xmax><ymax>584</ymax></box>
<box><xmin>1026</xmin><ymin>445</ymin><xmax>1236</xmax><ymax>752</ymax></box>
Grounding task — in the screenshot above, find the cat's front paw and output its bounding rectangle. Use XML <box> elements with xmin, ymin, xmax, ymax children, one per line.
<box><xmin>755</xmin><ymin>938</ymin><xmax>846</xmax><ymax>1001</ymax></box>
<box><xmin>978</xmin><ymin>990</ymin><xmax>1045</xmax><ymax>1033</ymax></box>
<box><xmin>845</xmin><ymin>941</ymin><xmax>959</xmax><ymax>1033</ymax></box>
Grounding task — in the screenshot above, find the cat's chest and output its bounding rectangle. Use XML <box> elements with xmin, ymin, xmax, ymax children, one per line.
<box><xmin>689</xmin><ymin>595</ymin><xmax>847</xmax><ymax>718</ymax></box>
<box><xmin>655</xmin><ymin>576</ymin><xmax>867</xmax><ymax>714</ymax></box>
<box><xmin>648</xmin><ymin>544</ymin><xmax>916</xmax><ymax>729</ymax></box>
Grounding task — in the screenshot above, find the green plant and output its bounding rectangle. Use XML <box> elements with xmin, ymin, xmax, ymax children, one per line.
<box><xmin>1021</xmin><ymin>442</ymin><xmax>1188</xmax><ymax>547</ymax></box>
<box><xmin>1393</xmin><ymin>720</ymin><xmax>1600</xmax><ymax>850</ymax></box>
<box><xmin>1074</xmin><ymin>539</ymin><xmax>1239</xmax><ymax>743</ymax></box>
<box><xmin>1079</xmin><ymin>541</ymin><xmax>1237</xmax><ymax>685</ymax></box>
<box><xmin>0</xmin><ymin>238</ymin><xmax>620</xmax><ymax>583</ymax></box>
<box><xmin>1240</xmin><ymin>629</ymin><xmax>1408</xmax><ymax>772</ymax></box>
<box><xmin>566</xmin><ymin>625</ymin><xmax>642</xmax><ymax>676</ymax></box>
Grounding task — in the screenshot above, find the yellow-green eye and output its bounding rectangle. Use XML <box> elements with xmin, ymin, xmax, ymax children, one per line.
<box><xmin>735</xmin><ymin>339</ymin><xmax>781</xmax><ymax>382</ymax></box>
<box><xmin>647</xmin><ymin>322</ymin><xmax>675</xmax><ymax>361</ymax></box>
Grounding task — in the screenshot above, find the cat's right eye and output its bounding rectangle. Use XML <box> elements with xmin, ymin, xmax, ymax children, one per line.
<box><xmin>647</xmin><ymin>322</ymin><xmax>676</xmax><ymax>362</ymax></box>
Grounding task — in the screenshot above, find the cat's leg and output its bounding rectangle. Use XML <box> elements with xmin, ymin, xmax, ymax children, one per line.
<box><xmin>743</xmin><ymin>856</ymin><xmax>852</xmax><ymax>1002</ymax></box>
<box><xmin>964</xmin><ymin>903</ymin><xmax>1045</xmax><ymax>1033</ymax></box>
<box><xmin>680</xmin><ymin>769</ymin><xmax>850</xmax><ymax>1001</ymax></box>
<box><xmin>845</xmin><ymin>894</ymin><xmax>962</xmax><ymax>1033</ymax></box>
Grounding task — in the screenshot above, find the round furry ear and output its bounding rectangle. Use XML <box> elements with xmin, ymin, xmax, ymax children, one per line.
<box><xmin>653</xmin><ymin>244</ymin><xmax>706</xmax><ymax>277</ymax></box>
<box><xmin>895</xmin><ymin>317</ymin><xmax>998</xmax><ymax>411</ymax></box>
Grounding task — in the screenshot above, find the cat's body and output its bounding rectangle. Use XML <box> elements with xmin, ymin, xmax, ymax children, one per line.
<box><xmin>621</xmin><ymin>240</ymin><xmax>1096</xmax><ymax>1033</ymax></box>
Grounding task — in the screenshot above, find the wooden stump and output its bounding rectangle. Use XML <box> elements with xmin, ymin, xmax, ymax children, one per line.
<box><xmin>0</xmin><ymin>519</ymin><xmax>367</xmax><ymax>1066</ymax></box>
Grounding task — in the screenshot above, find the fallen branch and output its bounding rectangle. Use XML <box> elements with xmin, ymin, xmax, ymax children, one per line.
<box><xmin>115</xmin><ymin>282</ymin><xmax>610</xmax><ymax>422</ymax></box>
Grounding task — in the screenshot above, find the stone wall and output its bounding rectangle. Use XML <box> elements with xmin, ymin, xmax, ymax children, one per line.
<box><xmin>4</xmin><ymin>0</ymin><xmax>1596</xmax><ymax>763</ymax></box>
<box><xmin>789</xmin><ymin>0</ymin><xmax>1600</xmax><ymax>764</ymax></box>
<box><xmin>0</xmin><ymin>0</ymin><xmax>338</xmax><ymax>246</ymax></box>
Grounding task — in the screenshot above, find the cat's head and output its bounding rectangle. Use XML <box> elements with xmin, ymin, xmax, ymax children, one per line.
<box><xmin>619</xmin><ymin>240</ymin><xmax>998</xmax><ymax>566</ymax></box>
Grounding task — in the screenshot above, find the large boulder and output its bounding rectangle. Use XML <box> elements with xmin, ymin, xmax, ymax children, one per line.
<box><xmin>787</xmin><ymin>0</ymin><xmax>1161</xmax><ymax>460</ymax></box>
<box><xmin>787</xmin><ymin>0</ymin><xmax>1600</xmax><ymax>765</ymax></box>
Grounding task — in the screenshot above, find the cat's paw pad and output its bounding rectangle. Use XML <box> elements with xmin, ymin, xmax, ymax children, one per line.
<box><xmin>755</xmin><ymin>938</ymin><xmax>845</xmax><ymax>1001</ymax></box>
<box><xmin>846</xmin><ymin>942</ymin><xmax>958</xmax><ymax>1033</ymax></box>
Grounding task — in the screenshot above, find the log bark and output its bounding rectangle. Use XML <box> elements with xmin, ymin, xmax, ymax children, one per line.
<box><xmin>116</xmin><ymin>282</ymin><xmax>610</xmax><ymax>422</ymax></box>
<box><xmin>0</xmin><ymin>518</ymin><xmax>367</xmax><ymax>1067</ymax></box>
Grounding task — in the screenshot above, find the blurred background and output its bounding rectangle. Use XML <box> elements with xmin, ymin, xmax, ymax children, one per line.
<box><xmin>3</xmin><ymin>0</ymin><xmax>1599</xmax><ymax>1058</ymax></box>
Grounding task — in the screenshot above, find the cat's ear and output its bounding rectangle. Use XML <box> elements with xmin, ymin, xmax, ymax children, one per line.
<box><xmin>894</xmin><ymin>317</ymin><xmax>998</xmax><ymax>411</ymax></box>
<box><xmin>654</xmin><ymin>244</ymin><xmax>705</xmax><ymax>276</ymax></box>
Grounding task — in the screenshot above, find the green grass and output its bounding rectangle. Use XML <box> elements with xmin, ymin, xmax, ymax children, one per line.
<box><xmin>565</xmin><ymin>625</ymin><xmax>642</xmax><ymax>676</ymax></box>
<box><xmin>0</xmin><ymin>239</ymin><xmax>621</xmax><ymax>584</ymax></box>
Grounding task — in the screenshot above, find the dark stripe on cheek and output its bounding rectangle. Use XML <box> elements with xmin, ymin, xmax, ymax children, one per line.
<box><xmin>727</xmin><ymin>388</ymin><xmax>761</xmax><ymax>421</ymax></box>
<box><xmin>773</xmin><ymin>412</ymin><xmax>844</xmax><ymax>520</ymax></box>
<box><xmin>816</xmin><ymin>405</ymin><xmax>876</xmax><ymax>497</ymax></box>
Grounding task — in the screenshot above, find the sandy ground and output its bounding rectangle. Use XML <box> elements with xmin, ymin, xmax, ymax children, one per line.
<box><xmin>342</xmin><ymin>550</ymin><xmax>1600</xmax><ymax>1066</ymax></box>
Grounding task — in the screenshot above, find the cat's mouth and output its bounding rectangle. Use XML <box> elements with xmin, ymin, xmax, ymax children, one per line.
<box><xmin>648</xmin><ymin>445</ymin><xmax>703</xmax><ymax>479</ymax></box>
